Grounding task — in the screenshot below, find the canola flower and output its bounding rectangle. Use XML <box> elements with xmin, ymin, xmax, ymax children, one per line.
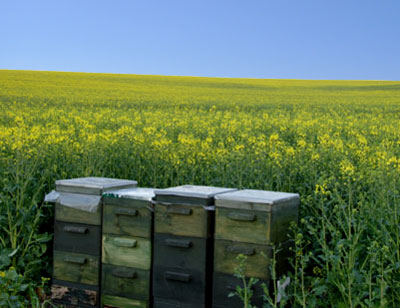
<box><xmin>1</xmin><ymin>70</ymin><xmax>400</xmax><ymax>306</ymax></box>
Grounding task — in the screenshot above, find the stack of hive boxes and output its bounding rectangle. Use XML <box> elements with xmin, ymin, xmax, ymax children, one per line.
<box><xmin>101</xmin><ymin>188</ymin><xmax>155</xmax><ymax>308</ymax></box>
<box><xmin>213</xmin><ymin>189</ymin><xmax>300</xmax><ymax>307</ymax></box>
<box><xmin>152</xmin><ymin>185</ymin><xmax>236</xmax><ymax>308</ymax></box>
<box><xmin>50</xmin><ymin>177</ymin><xmax>137</xmax><ymax>308</ymax></box>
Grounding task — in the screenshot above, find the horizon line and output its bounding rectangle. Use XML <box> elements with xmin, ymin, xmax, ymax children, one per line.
<box><xmin>0</xmin><ymin>68</ymin><xmax>398</xmax><ymax>82</ymax></box>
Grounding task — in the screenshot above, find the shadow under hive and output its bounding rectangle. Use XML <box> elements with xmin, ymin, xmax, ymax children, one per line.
<box><xmin>50</xmin><ymin>177</ymin><xmax>137</xmax><ymax>308</ymax></box>
<box><xmin>152</xmin><ymin>185</ymin><xmax>236</xmax><ymax>308</ymax></box>
<box><xmin>213</xmin><ymin>189</ymin><xmax>299</xmax><ymax>308</ymax></box>
<box><xmin>101</xmin><ymin>187</ymin><xmax>155</xmax><ymax>308</ymax></box>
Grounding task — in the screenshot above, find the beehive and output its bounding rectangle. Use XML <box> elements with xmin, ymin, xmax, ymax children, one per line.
<box><xmin>213</xmin><ymin>189</ymin><xmax>299</xmax><ymax>307</ymax></box>
<box><xmin>101</xmin><ymin>187</ymin><xmax>155</xmax><ymax>308</ymax></box>
<box><xmin>153</xmin><ymin>185</ymin><xmax>236</xmax><ymax>308</ymax></box>
<box><xmin>49</xmin><ymin>177</ymin><xmax>137</xmax><ymax>308</ymax></box>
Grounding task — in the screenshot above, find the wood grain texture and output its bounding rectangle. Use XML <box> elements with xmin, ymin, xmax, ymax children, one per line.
<box><xmin>56</xmin><ymin>203</ymin><xmax>101</xmax><ymax>225</ymax></box>
<box><xmin>153</xmin><ymin>266</ymin><xmax>207</xmax><ymax>304</ymax></box>
<box><xmin>102</xmin><ymin>235</ymin><xmax>151</xmax><ymax>269</ymax></box>
<box><xmin>103</xmin><ymin>295</ymin><xmax>148</xmax><ymax>308</ymax></box>
<box><xmin>153</xmin><ymin>233</ymin><xmax>208</xmax><ymax>270</ymax></box>
<box><xmin>102</xmin><ymin>264</ymin><xmax>150</xmax><ymax>300</ymax></box>
<box><xmin>54</xmin><ymin>221</ymin><xmax>101</xmax><ymax>256</ymax></box>
<box><xmin>103</xmin><ymin>201</ymin><xmax>152</xmax><ymax>238</ymax></box>
<box><xmin>215</xmin><ymin>201</ymin><xmax>298</xmax><ymax>244</ymax></box>
<box><xmin>53</xmin><ymin>251</ymin><xmax>99</xmax><ymax>286</ymax></box>
<box><xmin>214</xmin><ymin>239</ymin><xmax>271</xmax><ymax>279</ymax></box>
<box><xmin>154</xmin><ymin>203</ymin><xmax>211</xmax><ymax>238</ymax></box>
<box><xmin>215</xmin><ymin>207</ymin><xmax>271</xmax><ymax>245</ymax></box>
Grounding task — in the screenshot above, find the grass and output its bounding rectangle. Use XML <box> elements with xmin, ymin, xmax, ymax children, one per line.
<box><xmin>0</xmin><ymin>70</ymin><xmax>399</xmax><ymax>307</ymax></box>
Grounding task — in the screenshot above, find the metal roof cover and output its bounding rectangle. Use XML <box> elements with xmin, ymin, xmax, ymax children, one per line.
<box><xmin>154</xmin><ymin>185</ymin><xmax>237</xmax><ymax>206</ymax></box>
<box><xmin>55</xmin><ymin>177</ymin><xmax>138</xmax><ymax>195</ymax></box>
<box><xmin>215</xmin><ymin>189</ymin><xmax>300</xmax><ymax>211</ymax></box>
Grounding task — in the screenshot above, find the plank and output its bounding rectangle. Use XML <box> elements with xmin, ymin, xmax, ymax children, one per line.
<box><xmin>53</xmin><ymin>251</ymin><xmax>99</xmax><ymax>286</ymax></box>
<box><xmin>103</xmin><ymin>295</ymin><xmax>148</xmax><ymax>308</ymax></box>
<box><xmin>56</xmin><ymin>203</ymin><xmax>101</xmax><ymax>225</ymax></box>
<box><xmin>102</xmin><ymin>264</ymin><xmax>150</xmax><ymax>300</ymax></box>
<box><xmin>102</xmin><ymin>235</ymin><xmax>151</xmax><ymax>269</ymax></box>
<box><xmin>155</xmin><ymin>204</ymin><xmax>211</xmax><ymax>238</ymax></box>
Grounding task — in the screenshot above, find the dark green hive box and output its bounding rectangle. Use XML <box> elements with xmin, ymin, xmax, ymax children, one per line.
<box><xmin>49</xmin><ymin>177</ymin><xmax>138</xmax><ymax>308</ymax></box>
<box><xmin>154</xmin><ymin>185</ymin><xmax>236</xmax><ymax>238</ymax></box>
<box><xmin>101</xmin><ymin>187</ymin><xmax>155</xmax><ymax>308</ymax></box>
<box><xmin>214</xmin><ymin>189</ymin><xmax>299</xmax><ymax>245</ymax></box>
<box><xmin>153</xmin><ymin>185</ymin><xmax>236</xmax><ymax>307</ymax></box>
<box><xmin>213</xmin><ymin>189</ymin><xmax>299</xmax><ymax>308</ymax></box>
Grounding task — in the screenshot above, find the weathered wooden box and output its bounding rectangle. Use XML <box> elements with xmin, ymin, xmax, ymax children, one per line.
<box><xmin>214</xmin><ymin>189</ymin><xmax>299</xmax><ymax>244</ymax></box>
<box><xmin>49</xmin><ymin>177</ymin><xmax>138</xmax><ymax>308</ymax></box>
<box><xmin>101</xmin><ymin>188</ymin><xmax>155</xmax><ymax>308</ymax></box>
<box><xmin>153</xmin><ymin>185</ymin><xmax>236</xmax><ymax>307</ymax></box>
<box><xmin>213</xmin><ymin>189</ymin><xmax>299</xmax><ymax>307</ymax></box>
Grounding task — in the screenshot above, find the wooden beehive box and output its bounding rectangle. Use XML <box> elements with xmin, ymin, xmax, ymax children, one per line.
<box><xmin>49</xmin><ymin>177</ymin><xmax>137</xmax><ymax>308</ymax></box>
<box><xmin>101</xmin><ymin>188</ymin><xmax>155</xmax><ymax>308</ymax></box>
<box><xmin>213</xmin><ymin>189</ymin><xmax>299</xmax><ymax>308</ymax></box>
<box><xmin>153</xmin><ymin>185</ymin><xmax>236</xmax><ymax>308</ymax></box>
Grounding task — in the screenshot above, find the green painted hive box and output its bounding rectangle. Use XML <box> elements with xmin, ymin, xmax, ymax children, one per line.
<box><xmin>101</xmin><ymin>187</ymin><xmax>155</xmax><ymax>308</ymax></box>
<box><xmin>153</xmin><ymin>185</ymin><xmax>236</xmax><ymax>238</ymax></box>
<box><xmin>214</xmin><ymin>189</ymin><xmax>299</xmax><ymax>244</ymax></box>
<box><xmin>48</xmin><ymin>177</ymin><xmax>138</xmax><ymax>308</ymax></box>
<box><xmin>102</xmin><ymin>188</ymin><xmax>155</xmax><ymax>238</ymax></box>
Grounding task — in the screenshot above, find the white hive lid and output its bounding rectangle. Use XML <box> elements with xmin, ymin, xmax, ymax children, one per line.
<box><xmin>155</xmin><ymin>185</ymin><xmax>236</xmax><ymax>199</ymax></box>
<box><xmin>55</xmin><ymin>177</ymin><xmax>138</xmax><ymax>195</ymax></box>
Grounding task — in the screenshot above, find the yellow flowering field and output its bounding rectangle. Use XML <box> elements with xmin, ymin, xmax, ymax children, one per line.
<box><xmin>1</xmin><ymin>70</ymin><xmax>400</xmax><ymax>306</ymax></box>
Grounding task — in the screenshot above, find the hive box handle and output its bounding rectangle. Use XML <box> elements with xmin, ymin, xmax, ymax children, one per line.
<box><xmin>63</xmin><ymin>226</ymin><xmax>88</xmax><ymax>234</ymax></box>
<box><xmin>227</xmin><ymin>212</ymin><xmax>256</xmax><ymax>222</ymax></box>
<box><xmin>112</xmin><ymin>268</ymin><xmax>136</xmax><ymax>279</ymax></box>
<box><xmin>227</xmin><ymin>245</ymin><xmax>255</xmax><ymax>256</ymax></box>
<box><xmin>167</xmin><ymin>207</ymin><xmax>192</xmax><ymax>215</ymax></box>
<box><xmin>113</xmin><ymin>238</ymin><xmax>137</xmax><ymax>248</ymax></box>
<box><xmin>164</xmin><ymin>271</ymin><xmax>191</xmax><ymax>282</ymax></box>
<box><xmin>63</xmin><ymin>255</ymin><xmax>86</xmax><ymax>265</ymax></box>
<box><xmin>115</xmin><ymin>208</ymin><xmax>138</xmax><ymax>216</ymax></box>
<box><xmin>165</xmin><ymin>238</ymin><xmax>192</xmax><ymax>248</ymax></box>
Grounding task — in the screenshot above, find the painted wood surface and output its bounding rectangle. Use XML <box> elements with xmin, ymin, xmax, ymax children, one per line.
<box><xmin>214</xmin><ymin>239</ymin><xmax>271</xmax><ymax>279</ymax></box>
<box><xmin>215</xmin><ymin>201</ymin><xmax>298</xmax><ymax>244</ymax></box>
<box><xmin>153</xmin><ymin>266</ymin><xmax>207</xmax><ymax>304</ymax></box>
<box><xmin>215</xmin><ymin>207</ymin><xmax>271</xmax><ymax>245</ymax></box>
<box><xmin>103</xmin><ymin>295</ymin><xmax>148</xmax><ymax>308</ymax></box>
<box><xmin>102</xmin><ymin>235</ymin><xmax>151</xmax><ymax>269</ymax></box>
<box><xmin>54</xmin><ymin>221</ymin><xmax>101</xmax><ymax>256</ymax></box>
<box><xmin>153</xmin><ymin>233</ymin><xmax>209</xmax><ymax>270</ymax></box>
<box><xmin>155</xmin><ymin>203</ymin><xmax>211</xmax><ymax>238</ymax></box>
<box><xmin>56</xmin><ymin>203</ymin><xmax>101</xmax><ymax>225</ymax></box>
<box><xmin>103</xmin><ymin>201</ymin><xmax>152</xmax><ymax>238</ymax></box>
<box><xmin>53</xmin><ymin>251</ymin><xmax>99</xmax><ymax>286</ymax></box>
<box><xmin>270</xmin><ymin>200</ymin><xmax>299</xmax><ymax>243</ymax></box>
<box><xmin>51</xmin><ymin>284</ymin><xmax>98</xmax><ymax>307</ymax></box>
<box><xmin>102</xmin><ymin>264</ymin><xmax>150</xmax><ymax>300</ymax></box>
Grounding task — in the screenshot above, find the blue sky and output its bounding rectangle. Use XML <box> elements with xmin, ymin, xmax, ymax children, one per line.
<box><xmin>1</xmin><ymin>1</ymin><xmax>399</xmax><ymax>80</ymax></box>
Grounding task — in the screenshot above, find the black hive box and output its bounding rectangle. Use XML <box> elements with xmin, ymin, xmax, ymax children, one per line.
<box><xmin>153</xmin><ymin>185</ymin><xmax>236</xmax><ymax>308</ymax></box>
<box><xmin>49</xmin><ymin>177</ymin><xmax>137</xmax><ymax>308</ymax></box>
